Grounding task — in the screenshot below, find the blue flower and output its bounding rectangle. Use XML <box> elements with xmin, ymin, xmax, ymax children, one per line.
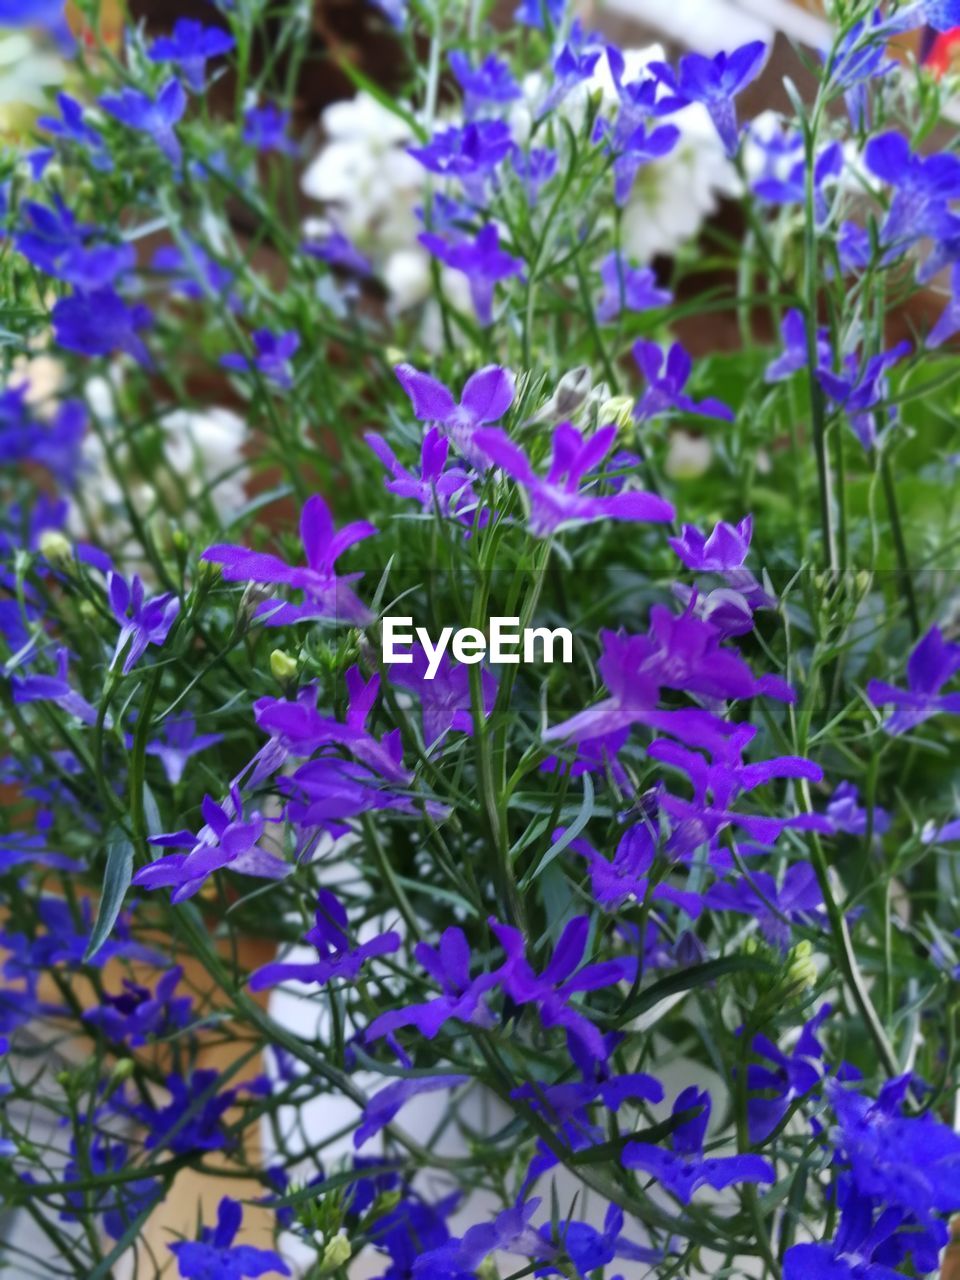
<box><xmin>765</xmin><ymin>308</ymin><xmax>831</xmax><ymax>383</ymax></box>
<box><xmin>242</xmin><ymin>103</ymin><xmax>297</xmax><ymax>154</ymax></box>
<box><xmin>220</xmin><ymin>328</ymin><xmax>300</xmax><ymax>388</ymax></box>
<box><xmin>515</xmin><ymin>0</ymin><xmax>565</xmax><ymax>28</ymax></box>
<box><xmin>355</xmin><ymin>1075</ymin><xmax>470</xmax><ymax>1148</ymax></box>
<box><xmin>596</xmin><ymin>252</ymin><xmax>672</xmax><ymax>321</ymax></box>
<box><xmin>15</xmin><ymin>198</ymin><xmax>135</xmax><ymax>291</ymax></box>
<box><xmin>865</xmin><ymin>131</ymin><xmax>960</xmax><ymax>254</ymax></box>
<box><xmin>449</xmin><ymin>50</ymin><xmax>521</xmax><ymax>114</ymax></box>
<box><xmin>650</xmin><ymin>41</ymin><xmax>767</xmax><ymax>156</ymax></box>
<box><xmin>632</xmin><ymin>340</ymin><xmax>734</xmax><ymax>422</ymax></box>
<box><xmin>52</xmin><ymin>289</ymin><xmax>154</xmax><ymax>364</ymax></box>
<box><xmin>108</xmin><ymin>571</ymin><xmax>180</xmax><ymax>674</ymax></box>
<box><xmin>0</xmin><ymin>0</ymin><xmax>71</xmax><ymax>47</ymax></box>
<box><xmin>817</xmin><ymin>340</ymin><xmax>911</xmax><ymax>450</ymax></box>
<box><xmin>419</xmin><ymin>224</ymin><xmax>525</xmax><ymax>326</ymax></box>
<box><xmin>170</xmin><ymin>1197</ymin><xmax>291</xmax><ymax>1278</ymax></box>
<box><xmin>394</xmin><ymin>361</ymin><xmax>516</xmax><ymax>467</ymax></box>
<box><xmin>868</xmin><ymin>625</ymin><xmax>960</xmax><ymax>734</ymax></box>
<box><xmin>100</xmin><ymin>78</ymin><xmax>187</xmax><ymax>165</ymax></box>
<box><xmin>148</xmin><ymin>19</ymin><xmax>235</xmax><ymax>92</ymax></box>
<box><xmin>146</xmin><ymin>712</ymin><xmax>224</xmax><ymax>785</ymax></box>
<box><xmin>37</xmin><ymin>93</ymin><xmax>112</xmax><ymax>171</ymax></box>
<box><xmin>746</xmin><ymin>1005</ymin><xmax>831</xmax><ymax>1143</ymax></box>
<box><xmin>83</xmin><ymin>967</ymin><xmax>193</xmax><ymax>1046</ymax></box>
<box><xmin>623</xmin><ymin>1086</ymin><xmax>775</xmax><ymax>1203</ymax></box>
<box><xmin>60</xmin><ymin>1138</ymin><xmax>161</xmax><ymax>1241</ymax></box>
<box><xmin>410</xmin><ymin>121</ymin><xmax>514</xmax><ymax>202</ymax></box>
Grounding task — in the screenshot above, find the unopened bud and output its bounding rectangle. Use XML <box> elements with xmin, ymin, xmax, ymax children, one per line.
<box><xmin>530</xmin><ymin>366</ymin><xmax>592</xmax><ymax>425</ymax></box>
<box><xmin>318</xmin><ymin>1233</ymin><xmax>351</xmax><ymax>1273</ymax></box>
<box><xmin>386</xmin><ymin>346</ymin><xmax>406</xmax><ymax>367</ymax></box>
<box><xmin>39</xmin><ymin>530</ymin><xmax>73</xmax><ymax>568</ymax></box>
<box><xmin>270</xmin><ymin>649</ymin><xmax>298</xmax><ymax>683</ymax></box>
<box><xmin>785</xmin><ymin>939</ymin><xmax>817</xmax><ymax>992</ymax></box>
<box><xmin>110</xmin><ymin>1058</ymin><xmax>136</xmax><ymax>1084</ymax></box>
<box><xmin>599</xmin><ymin>395</ymin><xmax>635</xmax><ymax>430</ymax></box>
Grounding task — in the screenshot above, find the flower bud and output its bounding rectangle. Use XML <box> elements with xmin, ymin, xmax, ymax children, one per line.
<box><xmin>599</xmin><ymin>395</ymin><xmax>635</xmax><ymax>430</ymax></box>
<box><xmin>270</xmin><ymin>649</ymin><xmax>298</xmax><ymax>683</ymax></box>
<box><xmin>39</xmin><ymin>530</ymin><xmax>73</xmax><ymax>568</ymax></box>
<box><xmin>385</xmin><ymin>346</ymin><xmax>406</xmax><ymax>367</ymax></box>
<box><xmin>530</xmin><ymin>366</ymin><xmax>592</xmax><ymax>424</ymax></box>
<box><xmin>318</xmin><ymin>1233</ymin><xmax>352</xmax><ymax>1274</ymax></box>
<box><xmin>785</xmin><ymin>939</ymin><xmax>817</xmax><ymax>993</ymax></box>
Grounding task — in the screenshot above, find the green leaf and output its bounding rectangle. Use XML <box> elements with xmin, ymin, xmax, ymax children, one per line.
<box><xmin>519</xmin><ymin>772</ymin><xmax>594</xmax><ymax>889</ymax></box>
<box><xmin>618</xmin><ymin>955</ymin><xmax>777</xmax><ymax>1026</ymax></box>
<box><xmin>83</xmin><ymin>829</ymin><xmax>134</xmax><ymax>963</ymax></box>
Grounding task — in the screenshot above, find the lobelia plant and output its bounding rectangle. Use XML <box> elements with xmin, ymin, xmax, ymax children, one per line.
<box><xmin>5</xmin><ymin>0</ymin><xmax>960</xmax><ymax>1277</ymax></box>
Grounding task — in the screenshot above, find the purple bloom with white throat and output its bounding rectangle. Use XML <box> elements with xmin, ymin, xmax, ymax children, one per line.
<box><xmin>169</xmin><ymin>1197</ymin><xmax>291</xmax><ymax>1279</ymax></box>
<box><xmin>108</xmin><ymin>572</ymin><xmax>180</xmax><ymax>675</ymax></box>
<box><xmin>632</xmin><ymin>341</ymin><xmax>734</xmax><ymax>423</ymax></box>
<box><xmin>248</xmin><ymin>890</ymin><xmax>400</xmax><ymax>991</ymax></box>
<box><xmin>650</xmin><ymin>42</ymin><xmax>767</xmax><ymax>156</ymax></box>
<box><xmin>419</xmin><ymin>224</ymin><xmax>524</xmax><ymax>326</ymax></box>
<box><xmin>202</xmin><ymin>493</ymin><xmax>376</xmax><ymax>626</ymax></box>
<box><xmin>221</xmin><ymin>329</ymin><xmax>299</xmax><ymax>389</ymax></box>
<box><xmin>132</xmin><ymin>788</ymin><xmax>288</xmax><ymax>902</ymax></box>
<box><xmin>596</xmin><ymin>253</ymin><xmax>672</xmax><ymax>322</ymax></box>
<box><xmin>474</xmin><ymin>421</ymin><xmax>674</xmax><ymax>536</ymax></box>
<box><xmin>394</xmin><ymin>361</ymin><xmax>515</xmax><ymax>468</ymax></box>
<box><xmin>867</xmin><ymin>625</ymin><xmax>960</xmax><ymax>735</ymax></box>
<box><xmin>100</xmin><ymin>78</ymin><xmax>187</xmax><ymax>165</ymax></box>
<box><xmin>148</xmin><ymin>19</ymin><xmax>235</xmax><ymax>92</ymax></box>
<box><xmin>623</xmin><ymin>1086</ymin><xmax>775</xmax><ymax>1203</ymax></box>
<box><xmin>865</xmin><ymin>131</ymin><xmax>960</xmax><ymax>252</ymax></box>
<box><xmin>52</xmin><ymin>290</ymin><xmax>153</xmax><ymax>364</ymax></box>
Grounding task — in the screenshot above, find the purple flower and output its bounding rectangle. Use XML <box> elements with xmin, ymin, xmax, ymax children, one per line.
<box><xmin>825</xmin><ymin>781</ymin><xmax>891</xmax><ymax>838</ymax></box>
<box><xmin>132</xmin><ymin>788</ymin><xmax>288</xmax><ymax>902</ymax></box>
<box><xmin>418</xmin><ymin>224</ymin><xmax>524</xmax><ymax>326</ymax></box>
<box><xmin>705</xmin><ymin>863</ymin><xmax>823</xmax><ymax>947</ymax></box>
<box><xmin>865</xmin><ymin>131</ymin><xmax>960</xmax><ymax>252</ymax></box>
<box><xmin>37</xmin><ymin>92</ymin><xmax>110</xmax><ymax>166</ymax></box>
<box><xmin>867</xmin><ymin>625</ymin><xmax>960</xmax><ymax>734</ymax></box>
<box><xmin>622</xmin><ymin>1086</ymin><xmax>775</xmax><ymax>1203</ymax></box>
<box><xmin>650</xmin><ymin>725</ymin><xmax>827</xmax><ymax>863</ymax></box>
<box><xmin>355</xmin><ymin>1075</ymin><xmax>470</xmax><ymax>1148</ymax></box>
<box><xmin>650</xmin><ymin>42</ymin><xmax>767</xmax><ymax>156</ymax></box>
<box><xmin>83</xmin><ymin>967</ymin><xmax>192</xmax><ymax>1046</ymax></box>
<box><xmin>146</xmin><ymin>712</ymin><xmax>223</xmax><ymax>785</ymax></box>
<box><xmin>609</xmin><ymin>121</ymin><xmax>681</xmax><ymax>207</ymax></box>
<box><xmin>926</xmin><ymin>261</ymin><xmax>960</xmax><ymax>348</ymax></box>
<box><xmin>491</xmin><ymin>914</ymin><xmax>637</xmax><ymax>1060</ymax></box>
<box><xmin>152</xmin><ymin>239</ymin><xmax>240</xmax><ymax>308</ymax></box>
<box><xmin>515</xmin><ymin>0</ymin><xmax>564</xmax><ymax>27</ymax></box>
<box><xmin>388</xmin><ymin>644</ymin><xmax>496</xmax><ymax>745</ymax></box>
<box><xmin>148</xmin><ymin>19</ymin><xmax>235</xmax><ymax>92</ymax></box>
<box><xmin>746</xmin><ymin>1005</ymin><xmax>830</xmax><ymax>1144</ymax></box>
<box><xmin>60</xmin><ymin>1137</ymin><xmax>161</xmax><ymax>1240</ymax></box>
<box><xmin>366</xmin><ymin>925</ymin><xmax>502</xmax><ymax>1041</ymax></box>
<box><xmin>512</xmin><ymin>147</ymin><xmax>558</xmax><ymax>203</ymax></box>
<box><xmin>837</xmin><ymin>221</ymin><xmax>872</xmax><ymax>273</ymax></box>
<box><xmin>0</xmin><ymin>390</ymin><xmax>86</xmax><ymax>482</ymax></box>
<box><xmin>255</xmin><ymin>667</ymin><xmax>411</xmax><ymax>784</ymax></box>
<box><xmin>669</xmin><ymin>515</ymin><xmax>753</xmax><ymax>572</ymax></box>
<box><xmin>569</xmin><ymin>820</ymin><xmax>704</xmax><ymax>916</ymax></box>
<box><xmin>365</xmin><ymin>427</ymin><xmax>483</xmax><ymax>526</ymax></box>
<box><xmin>108</xmin><ymin>571</ymin><xmax>180</xmax><ymax>674</ymax></box>
<box><xmin>16</xmin><ymin>198</ymin><xmax>135</xmax><ymax>289</ymax></box>
<box><xmin>818</xmin><ymin>341</ymin><xmax>911</xmax><ymax>450</ymax></box>
<box><xmin>889</xmin><ymin>0</ymin><xmax>960</xmax><ymax>33</ymax></box>
<box><xmin>449</xmin><ymin>51</ymin><xmax>521</xmax><ymax>114</ymax></box>
<box><xmin>596</xmin><ymin>253</ymin><xmax>672</xmax><ymax>322</ymax></box>
<box><xmin>0</xmin><ymin>832</ymin><xmax>79</xmax><ymax>873</ymax></box>
<box><xmin>249</xmin><ymin>890</ymin><xmax>400</xmax><ymax>990</ymax></box>
<box><xmin>411</xmin><ymin>120</ymin><xmax>515</xmax><ymax>200</ymax></box>
<box><xmin>100</xmin><ymin>78</ymin><xmax>187</xmax><ymax>164</ymax></box>
<box><xmin>765</xmin><ymin>308</ymin><xmax>832</xmax><ymax>383</ymax></box>
<box><xmin>546</xmin><ymin>41</ymin><xmax>602</xmax><ymax>112</ymax></box>
<box><xmin>170</xmin><ymin>1198</ymin><xmax>291</xmax><ymax>1278</ymax></box>
<box><xmin>475</xmin><ymin>422</ymin><xmax>674</xmax><ymax>536</ymax></box>
<box><xmin>540</xmin><ymin>727</ymin><xmax>631</xmax><ymax>786</ymax></box>
<box><xmin>221</xmin><ymin>328</ymin><xmax>300</xmax><ymax>388</ymax></box>
<box><xmin>394</xmin><ymin>361</ymin><xmax>515</xmax><ymax>468</ymax></box>
<box><xmin>9</xmin><ymin>647</ymin><xmax>97</xmax><ymax>725</ymax></box>
<box><xmin>52</xmin><ymin>289</ymin><xmax>154</xmax><ymax>364</ymax></box>
<box><xmin>242</xmin><ymin>103</ymin><xmax>296</xmax><ymax>154</ymax></box>
<box><xmin>923</xmin><ymin>815</ymin><xmax>960</xmax><ymax>844</ymax></box>
<box><xmin>828</xmin><ymin>1073</ymin><xmax>960</xmax><ymax>1215</ymax></box>
<box><xmin>303</xmin><ymin>228</ymin><xmax>371</xmax><ymax>276</ymax></box>
<box><xmin>202</xmin><ymin>494</ymin><xmax>377</xmax><ymax>625</ymax></box>
<box><xmin>754</xmin><ymin>141</ymin><xmax>843</xmax><ymax>227</ymax></box>
<box><xmin>544</xmin><ymin>606</ymin><xmax>794</xmax><ymax>748</ymax></box>
<box><xmin>414</xmin><ymin>1199</ymin><xmax>545</xmax><ymax>1277</ymax></box>
<box><xmin>784</xmin><ymin>1177</ymin><xmax>946</xmax><ymax>1280</ymax></box>
<box><xmin>632</xmin><ymin>340</ymin><xmax>734</xmax><ymax>423</ymax></box>
<box><xmin>536</xmin><ymin>1204</ymin><xmax>662</xmax><ymax>1276</ymax></box>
